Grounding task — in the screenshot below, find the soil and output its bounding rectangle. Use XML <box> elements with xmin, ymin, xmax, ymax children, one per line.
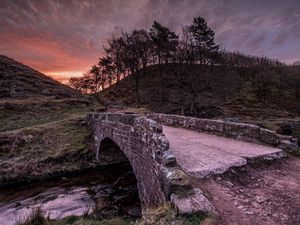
<box><xmin>195</xmin><ymin>156</ymin><xmax>300</xmax><ymax>225</ymax></box>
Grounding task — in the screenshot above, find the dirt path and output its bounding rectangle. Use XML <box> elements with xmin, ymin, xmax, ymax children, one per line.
<box><xmin>195</xmin><ymin>156</ymin><xmax>300</xmax><ymax>225</ymax></box>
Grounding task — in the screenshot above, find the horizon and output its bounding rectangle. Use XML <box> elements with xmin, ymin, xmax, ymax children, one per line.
<box><xmin>1</xmin><ymin>0</ymin><xmax>300</xmax><ymax>82</ymax></box>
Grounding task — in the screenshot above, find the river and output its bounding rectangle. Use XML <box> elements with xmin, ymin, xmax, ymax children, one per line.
<box><xmin>0</xmin><ymin>163</ymin><xmax>141</xmax><ymax>225</ymax></box>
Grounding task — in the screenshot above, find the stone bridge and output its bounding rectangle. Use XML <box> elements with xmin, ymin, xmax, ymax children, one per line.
<box><xmin>86</xmin><ymin>112</ymin><xmax>299</xmax><ymax>215</ymax></box>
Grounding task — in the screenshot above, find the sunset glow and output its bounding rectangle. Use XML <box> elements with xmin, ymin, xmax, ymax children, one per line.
<box><xmin>1</xmin><ymin>0</ymin><xmax>300</xmax><ymax>82</ymax></box>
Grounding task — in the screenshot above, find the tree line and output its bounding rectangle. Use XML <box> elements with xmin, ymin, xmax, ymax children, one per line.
<box><xmin>68</xmin><ymin>16</ymin><xmax>285</xmax><ymax>105</ymax></box>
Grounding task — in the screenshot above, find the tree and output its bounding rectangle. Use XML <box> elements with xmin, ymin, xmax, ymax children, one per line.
<box><xmin>149</xmin><ymin>21</ymin><xmax>178</xmax><ymax>104</ymax></box>
<box><xmin>119</xmin><ymin>30</ymin><xmax>149</xmax><ymax>105</ymax></box>
<box><xmin>132</xmin><ymin>29</ymin><xmax>152</xmax><ymax>76</ymax></box>
<box><xmin>98</xmin><ymin>56</ymin><xmax>114</xmax><ymax>87</ymax></box>
<box><xmin>150</xmin><ymin>21</ymin><xmax>178</xmax><ymax>73</ymax></box>
<box><xmin>169</xmin><ymin>34</ymin><xmax>192</xmax><ymax>115</ymax></box>
<box><xmin>189</xmin><ymin>16</ymin><xmax>219</xmax><ymax>65</ymax></box>
<box><xmin>104</xmin><ymin>37</ymin><xmax>127</xmax><ymax>82</ymax></box>
<box><xmin>251</xmin><ymin>67</ymin><xmax>272</xmax><ymax>105</ymax></box>
<box><xmin>68</xmin><ymin>64</ymin><xmax>106</xmax><ymax>93</ymax></box>
<box><xmin>68</xmin><ymin>73</ymin><xmax>96</xmax><ymax>94</ymax></box>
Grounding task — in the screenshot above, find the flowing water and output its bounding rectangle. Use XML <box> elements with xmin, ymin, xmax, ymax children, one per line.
<box><xmin>0</xmin><ymin>163</ymin><xmax>141</xmax><ymax>225</ymax></box>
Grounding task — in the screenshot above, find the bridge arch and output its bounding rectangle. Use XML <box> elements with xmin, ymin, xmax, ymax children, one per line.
<box><xmin>87</xmin><ymin>113</ymin><xmax>171</xmax><ymax>209</ymax></box>
<box><xmin>86</xmin><ymin>112</ymin><xmax>203</xmax><ymax>216</ymax></box>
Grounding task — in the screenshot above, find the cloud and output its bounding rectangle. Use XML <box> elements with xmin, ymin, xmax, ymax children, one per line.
<box><xmin>0</xmin><ymin>0</ymin><xmax>299</xmax><ymax>79</ymax></box>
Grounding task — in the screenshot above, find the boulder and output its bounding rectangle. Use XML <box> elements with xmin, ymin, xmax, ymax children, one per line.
<box><xmin>171</xmin><ymin>188</ymin><xmax>215</xmax><ymax>215</ymax></box>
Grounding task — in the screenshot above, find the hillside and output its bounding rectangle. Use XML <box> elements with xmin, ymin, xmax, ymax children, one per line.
<box><xmin>0</xmin><ymin>55</ymin><xmax>83</xmax><ymax>99</ymax></box>
<box><xmin>0</xmin><ymin>56</ymin><xmax>102</xmax><ymax>183</ymax></box>
<box><xmin>0</xmin><ymin>55</ymin><xmax>102</xmax><ymax>132</ymax></box>
<box><xmin>101</xmin><ymin>64</ymin><xmax>300</xmax><ymax>134</ymax></box>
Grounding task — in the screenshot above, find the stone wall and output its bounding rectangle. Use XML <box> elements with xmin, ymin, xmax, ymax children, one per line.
<box><xmin>86</xmin><ymin>113</ymin><xmax>204</xmax><ymax>213</ymax></box>
<box><xmin>148</xmin><ymin>113</ymin><xmax>299</xmax><ymax>153</ymax></box>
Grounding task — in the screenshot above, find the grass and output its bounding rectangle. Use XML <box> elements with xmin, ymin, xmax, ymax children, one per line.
<box><xmin>0</xmin><ymin>97</ymin><xmax>100</xmax><ymax>132</ymax></box>
<box><xmin>177</xmin><ymin>214</ymin><xmax>215</xmax><ymax>225</ymax></box>
<box><xmin>0</xmin><ymin>95</ymin><xmax>104</xmax><ymax>184</ymax></box>
<box><xmin>16</xmin><ymin>207</ymin><xmax>48</xmax><ymax>225</ymax></box>
<box><xmin>49</xmin><ymin>216</ymin><xmax>137</xmax><ymax>225</ymax></box>
<box><xmin>0</xmin><ymin>116</ymin><xmax>98</xmax><ymax>184</ymax></box>
<box><xmin>15</xmin><ymin>206</ymin><xmax>211</xmax><ymax>225</ymax></box>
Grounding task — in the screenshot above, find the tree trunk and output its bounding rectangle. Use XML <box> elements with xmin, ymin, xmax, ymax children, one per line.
<box><xmin>158</xmin><ymin>54</ymin><xmax>163</xmax><ymax>106</ymax></box>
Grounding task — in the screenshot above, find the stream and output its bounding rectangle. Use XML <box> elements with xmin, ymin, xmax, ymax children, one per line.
<box><xmin>0</xmin><ymin>163</ymin><xmax>141</xmax><ymax>225</ymax></box>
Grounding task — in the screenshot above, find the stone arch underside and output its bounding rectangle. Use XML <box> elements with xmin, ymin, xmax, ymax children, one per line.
<box><xmin>86</xmin><ymin>113</ymin><xmax>211</xmax><ymax>215</ymax></box>
<box><xmin>89</xmin><ymin>114</ymin><xmax>168</xmax><ymax>209</ymax></box>
<box><xmin>97</xmin><ymin>134</ymin><xmax>165</xmax><ymax>208</ymax></box>
<box><xmin>98</xmin><ymin>137</ymin><xmax>128</xmax><ymax>165</ymax></box>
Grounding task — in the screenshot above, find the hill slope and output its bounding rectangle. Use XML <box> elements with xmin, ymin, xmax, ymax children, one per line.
<box><xmin>0</xmin><ymin>56</ymin><xmax>102</xmax><ymax>183</ymax></box>
<box><xmin>0</xmin><ymin>55</ymin><xmax>100</xmax><ymax>132</ymax></box>
<box><xmin>0</xmin><ymin>55</ymin><xmax>83</xmax><ymax>99</ymax></box>
<box><xmin>101</xmin><ymin>64</ymin><xmax>300</xmax><ymax>133</ymax></box>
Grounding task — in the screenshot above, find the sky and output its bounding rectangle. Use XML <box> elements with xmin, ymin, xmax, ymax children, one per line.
<box><xmin>1</xmin><ymin>0</ymin><xmax>300</xmax><ymax>82</ymax></box>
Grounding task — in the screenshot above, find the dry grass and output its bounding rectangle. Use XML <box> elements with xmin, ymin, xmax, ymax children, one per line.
<box><xmin>16</xmin><ymin>207</ymin><xmax>48</xmax><ymax>225</ymax></box>
<box><xmin>0</xmin><ymin>116</ymin><xmax>99</xmax><ymax>184</ymax></box>
<box><xmin>0</xmin><ymin>97</ymin><xmax>100</xmax><ymax>132</ymax></box>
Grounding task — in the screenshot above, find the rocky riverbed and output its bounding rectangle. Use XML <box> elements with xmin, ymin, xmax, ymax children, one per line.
<box><xmin>0</xmin><ymin>163</ymin><xmax>141</xmax><ymax>225</ymax></box>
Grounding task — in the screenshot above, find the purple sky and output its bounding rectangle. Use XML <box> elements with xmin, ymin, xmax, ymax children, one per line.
<box><xmin>0</xmin><ymin>0</ymin><xmax>299</xmax><ymax>81</ymax></box>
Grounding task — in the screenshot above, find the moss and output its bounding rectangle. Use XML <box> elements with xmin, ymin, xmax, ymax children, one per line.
<box><xmin>177</xmin><ymin>214</ymin><xmax>213</xmax><ymax>225</ymax></box>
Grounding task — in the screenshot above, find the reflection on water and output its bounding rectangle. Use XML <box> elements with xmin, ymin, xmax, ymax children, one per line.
<box><xmin>0</xmin><ymin>163</ymin><xmax>141</xmax><ymax>225</ymax></box>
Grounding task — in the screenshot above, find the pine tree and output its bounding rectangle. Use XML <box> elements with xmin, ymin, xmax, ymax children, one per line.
<box><xmin>189</xmin><ymin>17</ymin><xmax>219</xmax><ymax>65</ymax></box>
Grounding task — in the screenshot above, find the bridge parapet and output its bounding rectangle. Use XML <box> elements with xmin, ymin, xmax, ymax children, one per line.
<box><xmin>86</xmin><ymin>112</ymin><xmax>213</xmax><ymax>215</ymax></box>
<box><xmin>148</xmin><ymin>113</ymin><xmax>299</xmax><ymax>153</ymax></box>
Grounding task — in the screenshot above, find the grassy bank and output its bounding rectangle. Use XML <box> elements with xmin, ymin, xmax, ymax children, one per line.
<box><xmin>0</xmin><ymin>97</ymin><xmax>101</xmax><ymax>132</ymax></box>
<box><xmin>0</xmin><ymin>116</ymin><xmax>99</xmax><ymax>185</ymax></box>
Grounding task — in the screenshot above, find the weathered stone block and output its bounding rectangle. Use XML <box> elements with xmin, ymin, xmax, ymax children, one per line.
<box><xmin>260</xmin><ymin>128</ymin><xmax>281</xmax><ymax>146</ymax></box>
<box><xmin>134</xmin><ymin>117</ymin><xmax>163</xmax><ymax>133</ymax></box>
<box><xmin>171</xmin><ymin>188</ymin><xmax>215</xmax><ymax>215</ymax></box>
<box><xmin>170</xmin><ymin>115</ymin><xmax>181</xmax><ymax>126</ymax></box>
<box><xmin>187</xmin><ymin>118</ymin><xmax>197</xmax><ymax>129</ymax></box>
<box><xmin>107</xmin><ymin>113</ymin><xmax>136</xmax><ymax>124</ymax></box>
<box><xmin>162</xmin><ymin>167</ymin><xmax>193</xmax><ymax>198</ymax></box>
<box><xmin>148</xmin><ymin>114</ymin><xmax>159</xmax><ymax>121</ymax></box>
<box><xmin>195</xmin><ymin>119</ymin><xmax>207</xmax><ymax>131</ymax></box>
<box><xmin>204</xmin><ymin>120</ymin><xmax>224</xmax><ymax>134</ymax></box>
<box><xmin>277</xmin><ymin>140</ymin><xmax>299</xmax><ymax>153</ymax></box>
<box><xmin>162</xmin><ymin>151</ymin><xmax>177</xmax><ymax>167</ymax></box>
<box><xmin>176</xmin><ymin>116</ymin><xmax>185</xmax><ymax>126</ymax></box>
<box><xmin>224</xmin><ymin>122</ymin><xmax>260</xmax><ymax>142</ymax></box>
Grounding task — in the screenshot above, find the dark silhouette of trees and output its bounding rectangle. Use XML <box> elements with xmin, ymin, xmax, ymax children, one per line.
<box><xmin>149</xmin><ymin>21</ymin><xmax>178</xmax><ymax>104</ymax></box>
<box><xmin>104</xmin><ymin>37</ymin><xmax>127</xmax><ymax>82</ymax></box>
<box><xmin>68</xmin><ymin>72</ymin><xmax>98</xmax><ymax>94</ymax></box>
<box><xmin>119</xmin><ymin>29</ymin><xmax>153</xmax><ymax>105</ymax></box>
<box><xmin>189</xmin><ymin>16</ymin><xmax>219</xmax><ymax>65</ymax></box>
<box><xmin>150</xmin><ymin>21</ymin><xmax>178</xmax><ymax>75</ymax></box>
<box><xmin>68</xmin><ymin>16</ymin><xmax>290</xmax><ymax>111</ymax></box>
